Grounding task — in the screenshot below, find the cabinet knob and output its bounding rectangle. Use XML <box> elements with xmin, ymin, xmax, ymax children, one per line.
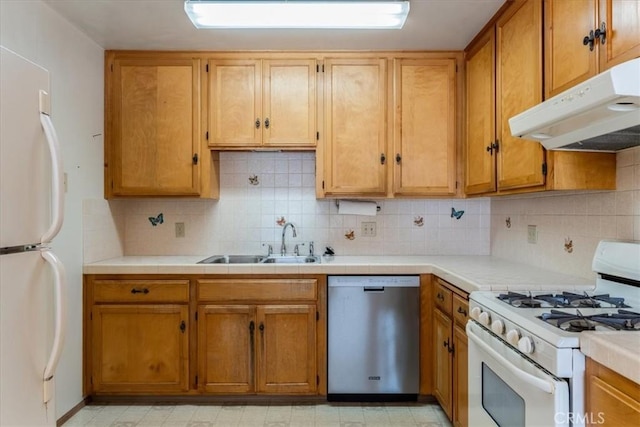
<box><xmin>486</xmin><ymin>141</ymin><xmax>499</xmax><ymax>155</ymax></box>
<box><xmin>255</xmin><ymin>118</ymin><xmax>261</xmax><ymax>129</ymax></box>
<box><xmin>395</xmin><ymin>153</ymin><xmax>401</xmax><ymax>164</ymax></box>
<box><xmin>179</xmin><ymin>320</ymin><xmax>186</xmax><ymax>333</ymax></box>
<box><xmin>583</xmin><ymin>30</ymin><xmax>595</xmax><ymax>51</ymax></box>
<box><xmin>457</xmin><ymin>306</ymin><xmax>467</xmax><ymax>317</ymax></box>
<box><xmin>192</xmin><ymin>153</ymin><xmax>198</xmax><ymax>165</ymax></box>
<box><xmin>380</xmin><ymin>153</ymin><xmax>386</xmax><ymax>165</ymax></box>
<box><xmin>594</xmin><ymin>22</ymin><xmax>606</xmax><ymax>45</ymax></box>
<box><xmin>264</xmin><ymin>117</ymin><xmax>270</xmax><ymax>129</ymax></box>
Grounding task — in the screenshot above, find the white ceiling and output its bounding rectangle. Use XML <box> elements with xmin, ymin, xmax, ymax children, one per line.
<box><xmin>43</xmin><ymin>0</ymin><xmax>506</xmax><ymax>51</ymax></box>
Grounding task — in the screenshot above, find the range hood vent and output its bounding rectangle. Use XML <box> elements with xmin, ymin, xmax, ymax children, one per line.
<box><xmin>509</xmin><ymin>58</ymin><xmax>640</xmax><ymax>152</ymax></box>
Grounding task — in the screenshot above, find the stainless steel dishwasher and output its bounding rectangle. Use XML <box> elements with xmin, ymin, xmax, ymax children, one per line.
<box><xmin>328</xmin><ymin>275</ymin><xmax>420</xmax><ymax>401</ymax></box>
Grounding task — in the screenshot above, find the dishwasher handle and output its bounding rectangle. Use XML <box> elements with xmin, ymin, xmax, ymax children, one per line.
<box><xmin>364</xmin><ymin>287</ymin><xmax>385</xmax><ymax>292</ymax></box>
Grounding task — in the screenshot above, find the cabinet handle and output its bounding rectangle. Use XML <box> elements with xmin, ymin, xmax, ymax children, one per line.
<box><xmin>259</xmin><ymin>322</ymin><xmax>264</xmax><ymax>333</ymax></box>
<box><xmin>437</xmin><ymin>292</ymin><xmax>444</xmax><ymax>301</ymax></box>
<box><xmin>192</xmin><ymin>153</ymin><xmax>198</xmax><ymax>165</ymax></box>
<box><xmin>130</xmin><ymin>288</ymin><xmax>149</xmax><ymax>294</ymax></box>
<box><xmin>457</xmin><ymin>306</ymin><xmax>468</xmax><ymax>317</ymax></box>
<box><xmin>249</xmin><ymin>321</ymin><xmax>255</xmax><ymax>385</ymax></box>
<box><xmin>264</xmin><ymin>117</ymin><xmax>270</xmax><ymax>129</ymax></box>
<box><xmin>395</xmin><ymin>153</ymin><xmax>401</xmax><ymax>164</ymax></box>
<box><xmin>380</xmin><ymin>153</ymin><xmax>386</xmax><ymax>165</ymax></box>
<box><xmin>595</xmin><ymin>22</ymin><xmax>606</xmax><ymax>45</ymax></box>
<box><xmin>487</xmin><ymin>140</ymin><xmax>500</xmax><ymax>155</ymax></box>
<box><xmin>443</xmin><ymin>338</ymin><xmax>449</xmax><ymax>348</ymax></box>
<box><xmin>255</xmin><ymin>118</ymin><xmax>261</xmax><ymax>129</ymax></box>
<box><xmin>179</xmin><ymin>320</ymin><xmax>186</xmax><ymax>333</ymax></box>
<box><xmin>449</xmin><ymin>343</ymin><xmax>455</xmax><ymax>354</ymax></box>
<box><xmin>583</xmin><ymin>30</ymin><xmax>595</xmax><ymax>51</ymax></box>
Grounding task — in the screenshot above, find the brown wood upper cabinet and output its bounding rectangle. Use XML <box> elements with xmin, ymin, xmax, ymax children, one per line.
<box><xmin>464</xmin><ymin>0</ymin><xmax>617</xmax><ymax>196</ymax></box>
<box><xmin>544</xmin><ymin>0</ymin><xmax>640</xmax><ymax>98</ymax></box>
<box><xmin>320</xmin><ymin>55</ymin><xmax>458</xmax><ymax>198</ymax></box>
<box><xmin>105</xmin><ymin>55</ymin><xmax>210</xmax><ymax>198</ymax></box>
<box><xmin>393</xmin><ymin>58</ymin><xmax>457</xmax><ymax>197</ymax></box>
<box><xmin>208</xmin><ymin>58</ymin><xmax>317</xmax><ymax>149</ymax></box>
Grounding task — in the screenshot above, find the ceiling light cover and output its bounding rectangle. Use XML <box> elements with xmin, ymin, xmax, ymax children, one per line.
<box><xmin>184</xmin><ymin>0</ymin><xmax>410</xmax><ymax>29</ymax></box>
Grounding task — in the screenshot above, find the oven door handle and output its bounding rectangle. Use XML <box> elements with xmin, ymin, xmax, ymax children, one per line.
<box><xmin>466</xmin><ymin>322</ymin><xmax>555</xmax><ymax>394</ymax></box>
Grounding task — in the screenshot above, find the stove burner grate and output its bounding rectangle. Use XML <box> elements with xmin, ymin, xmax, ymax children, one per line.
<box><xmin>539</xmin><ymin>309</ymin><xmax>640</xmax><ymax>332</ymax></box>
<box><xmin>497</xmin><ymin>291</ymin><xmax>630</xmax><ymax>309</ymax></box>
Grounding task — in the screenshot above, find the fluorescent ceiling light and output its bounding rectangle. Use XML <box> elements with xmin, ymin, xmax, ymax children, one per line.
<box><xmin>184</xmin><ymin>1</ymin><xmax>410</xmax><ymax>29</ymax></box>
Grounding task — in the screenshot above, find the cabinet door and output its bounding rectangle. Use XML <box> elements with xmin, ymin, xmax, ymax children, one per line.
<box><xmin>393</xmin><ymin>59</ymin><xmax>456</xmax><ymax>196</ymax></box>
<box><xmin>496</xmin><ymin>0</ymin><xmax>546</xmax><ymax>191</ymax></box>
<box><xmin>263</xmin><ymin>59</ymin><xmax>317</xmax><ymax>147</ymax></box>
<box><xmin>198</xmin><ymin>305</ymin><xmax>255</xmax><ymax>393</ymax></box>
<box><xmin>453</xmin><ymin>324</ymin><xmax>469</xmax><ymax>427</ymax></box>
<box><xmin>465</xmin><ymin>29</ymin><xmax>497</xmax><ymax>195</ymax></box>
<box><xmin>110</xmin><ymin>58</ymin><xmax>200</xmax><ymax>196</ymax></box>
<box><xmin>91</xmin><ymin>304</ymin><xmax>189</xmax><ymax>392</ymax></box>
<box><xmin>256</xmin><ymin>305</ymin><xmax>317</xmax><ymax>394</ymax></box>
<box><xmin>208</xmin><ymin>60</ymin><xmax>262</xmax><ymax>147</ymax></box>
<box><xmin>323</xmin><ymin>58</ymin><xmax>387</xmax><ymax>196</ymax></box>
<box><xmin>433</xmin><ymin>308</ymin><xmax>453</xmax><ymax>420</ymax></box>
<box><xmin>598</xmin><ymin>0</ymin><xmax>640</xmax><ymax>70</ymax></box>
<box><xmin>544</xmin><ymin>0</ymin><xmax>598</xmax><ymax>97</ymax></box>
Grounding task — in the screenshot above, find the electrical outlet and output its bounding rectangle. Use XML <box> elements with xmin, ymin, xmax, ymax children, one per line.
<box><xmin>361</xmin><ymin>221</ymin><xmax>377</xmax><ymax>237</ymax></box>
<box><xmin>527</xmin><ymin>225</ymin><xmax>537</xmax><ymax>244</ymax></box>
<box><xmin>175</xmin><ymin>222</ymin><xmax>185</xmax><ymax>238</ymax></box>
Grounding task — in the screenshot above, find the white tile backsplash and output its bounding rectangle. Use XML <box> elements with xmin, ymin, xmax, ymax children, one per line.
<box><xmin>85</xmin><ymin>152</ymin><xmax>490</xmax><ymax>258</ymax></box>
<box><xmin>490</xmin><ymin>146</ymin><xmax>640</xmax><ymax>280</ymax></box>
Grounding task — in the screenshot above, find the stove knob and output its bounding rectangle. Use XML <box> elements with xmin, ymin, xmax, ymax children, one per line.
<box><xmin>479</xmin><ymin>311</ymin><xmax>491</xmax><ymax>327</ymax></box>
<box><xmin>470</xmin><ymin>307</ymin><xmax>482</xmax><ymax>320</ymax></box>
<box><xmin>491</xmin><ymin>319</ymin><xmax>505</xmax><ymax>335</ymax></box>
<box><xmin>506</xmin><ymin>329</ymin><xmax>521</xmax><ymax>346</ymax></box>
<box><xmin>518</xmin><ymin>336</ymin><xmax>535</xmax><ymax>354</ymax></box>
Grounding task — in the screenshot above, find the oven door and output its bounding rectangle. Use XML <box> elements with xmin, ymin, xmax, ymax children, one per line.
<box><xmin>466</xmin><ymin>320</ymin><xmax>570</xmax><ymax>427</ymax></box>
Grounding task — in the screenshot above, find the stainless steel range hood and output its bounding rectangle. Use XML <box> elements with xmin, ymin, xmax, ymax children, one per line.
<box><xmin>509</xmin><ymin>58</ymin><xmax>640</xmax><ymax>152</ymax></box>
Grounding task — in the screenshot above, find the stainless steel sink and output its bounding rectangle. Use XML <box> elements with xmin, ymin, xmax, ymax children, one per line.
<box><xmin>197</xmin><ymin>254</ymin><xmax>321</xmax><ymax>264</ymax></box>
<box><xmin>197</xmin><ymin>255</ymin><xmax>266</xmax><ymax>264</ymax></box>
<box><xmin>261</xmin><ymin>255</ymin><xmax>321</xmax><ymax>264</ymax></box>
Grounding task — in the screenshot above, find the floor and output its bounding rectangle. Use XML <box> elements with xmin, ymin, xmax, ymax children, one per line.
<box><xmin>61</xmin><ymin>403</ymin><xmax>452</xmax><ymax>427</ymax></box>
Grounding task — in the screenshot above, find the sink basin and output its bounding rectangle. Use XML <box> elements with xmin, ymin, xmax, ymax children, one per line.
<box><xmin>197</xmin><ymin>254</ymin><xmax>321</xmax><ymax>264</ymax></box>
<box><xmin>261</xmin><ymin>255</ymin><xmax>321</xmax><ymax>264</ymax></box>
<box><xmin>197</xmin><ymin>255</ymin><xmax>266</xmax><ymax>264</ymax></box>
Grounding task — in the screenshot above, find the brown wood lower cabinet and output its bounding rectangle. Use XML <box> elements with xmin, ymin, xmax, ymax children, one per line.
<box><xmin>87</xmin><ymin>279</ymin><xmax>191</xmax><ymax>393</ymax></box>
<box><xmin>84</xmin><ymin>275</ymin><xmax>325</xmax><ymax>397</ymax></box>
<box><xmin>198</xmin><ymin>303</ymin><xmax>317</xmax><ymax>394</ymax></box>
<box><xmin>432</xmin><ymin>277</ymin><xmax>469</xmax><ymax>427</ymax></box>
<box><xmin>586</xmin><ymin>357</ymin><xmax>640</xmax><ymax>426</ymax></box>
<box><xmin>197</xmin><ymin>278</ymin><xmax>320</xmax><ymax>395</ymax></box>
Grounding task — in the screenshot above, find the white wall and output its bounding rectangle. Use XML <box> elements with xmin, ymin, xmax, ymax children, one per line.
<box><xmin>84</xmin><ymin>152</ymin><xmax>491</xmax><ymax>259</ymax></box>
<box><xmin>491</xmin><ymin>146</ymin><xmax>640</xmax><ymax>280</ymax></box>
<box><xmin>0</xmin><ymin>0</ymin><xmax>104</xmax><ymax>419</ymax></box>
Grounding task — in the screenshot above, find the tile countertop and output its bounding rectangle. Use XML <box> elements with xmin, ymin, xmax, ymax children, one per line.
<box><xmin>84</xmin><ymin>255</ymin><xmax>640</xmax><ymax>383</ymax></box>
<box><xmin>83</xmin><ymin>255</ymin><xmax>596</xmax><ymax>294</ymax></box>
<box><xmin>580</xmin><ymin>332</ymin><xmax>640</xmax><ymax>385</ymax></box>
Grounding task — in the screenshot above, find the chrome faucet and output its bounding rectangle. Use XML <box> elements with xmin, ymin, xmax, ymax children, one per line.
<box><xmin>281</xmin><ymin>222</ymin><xmax>297</xmax><ymax>256</ymax></box>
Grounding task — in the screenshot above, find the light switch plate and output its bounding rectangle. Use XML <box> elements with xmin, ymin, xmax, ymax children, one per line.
<box><xmin>527</xmin><ymin>225</ymin><xmax>537</xmax><ymax>244</ymax></box>
<box><xmin>175</xmin><ymin>222</ymin><xmax>185</xmax><ymax>238</ymax></box>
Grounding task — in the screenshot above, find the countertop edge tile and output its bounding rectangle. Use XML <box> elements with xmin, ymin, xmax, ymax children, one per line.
<box><xmin>580</xmin><ymin>332</ymin><xmax>640</xmax><ymax>385</ymax></box>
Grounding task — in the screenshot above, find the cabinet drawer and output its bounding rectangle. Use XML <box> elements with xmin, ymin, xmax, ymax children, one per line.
<box><xmin>434</xmin><ymin>279</ymin><xmax>453</xmax><ymax>314</ymax></box>
<box><xmin>197</xmin><ymin>279</ymin><xmax>317</xmax><ymax>302</ymax></box>
<box><xmin>92</xmin><ymin>280</ymin><xmax>190</xmax><ymax>303</ymax></box>
<box><xmin>452</xmin><ymin>294</ymin><xmax>469</xmax><ymax>327</ymax></box>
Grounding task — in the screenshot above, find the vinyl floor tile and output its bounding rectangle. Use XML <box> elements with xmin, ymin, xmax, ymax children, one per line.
<box><xmin>62</xmin><ymin>403</ymin><xmax>451</xmax><ymax>427</ymax></box>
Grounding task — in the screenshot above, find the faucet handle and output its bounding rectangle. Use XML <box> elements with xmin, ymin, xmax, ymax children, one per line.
<box><xmin>309</xmin><ymin>241</ymin><xmax>315</xmax><ymax>256</ymax></box>
<box><xmin>262</xmin><ymin>243</ymin><xmax>273</xmax><ymax>256</ymax></box>
<box><xmin>294</xmin><ymin>244</ymin><xmax>299</xmax><ymax>256</ymax></box>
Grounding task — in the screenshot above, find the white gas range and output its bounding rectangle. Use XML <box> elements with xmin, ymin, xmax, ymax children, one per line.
<box><xmin>467</xmin><ymin>240</ymin><xmax>640</xmax><ymax>427</ymax></box>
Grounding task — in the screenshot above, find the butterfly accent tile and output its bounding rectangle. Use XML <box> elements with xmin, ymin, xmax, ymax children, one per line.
<box><xmin>249</xmin><ymin>175</ymin><xmax>259</xmax><ymax>185</ymax></box>
<box><xmin>451</xmin><ymin>207</ymin><xmax>464</xmax><ymax>220</ymax></box>
<box><xmin>148</xmin><ymin>213</ymin><xmax>164</xmax><ymax>227</ymax></box>
<box><xmin>414</xmin><ymin>216</ymin><xmax>424</xmax><ymax>227</ymax></box>
<box><xmin>276</xmin><ymin>216</ymin><xmax>286</xmax><ymax>226</ymax></box>
<box><xmin>344</xmin><ymin>230</ymin><xmax>355</xmax><ymax>240</ymax></box>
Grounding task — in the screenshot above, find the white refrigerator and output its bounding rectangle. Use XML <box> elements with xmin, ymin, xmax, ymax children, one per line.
<box><xmin>0</xmin><ymin>46</ymin><xmax>67</xmax><ymax>426</ymax></box>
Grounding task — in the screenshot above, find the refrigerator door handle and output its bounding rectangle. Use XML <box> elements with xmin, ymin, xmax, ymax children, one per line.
<box><xmin>41</xmin><ymin>249</ymin><xmax>67</xmax><ymax>404</ymax></box>
<box><xmin>39</xmin><ymin>104</ymin><xmax>64</xmax><ymax>244</ymax></box>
